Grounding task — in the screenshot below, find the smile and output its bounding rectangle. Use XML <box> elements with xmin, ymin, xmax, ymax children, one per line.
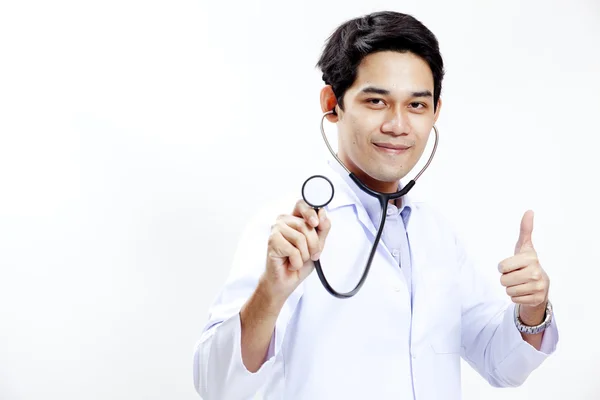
<box><xmin>373</xmin><ymin>143</ymin><xmax>411</xmax><ymax>155</ymax></box>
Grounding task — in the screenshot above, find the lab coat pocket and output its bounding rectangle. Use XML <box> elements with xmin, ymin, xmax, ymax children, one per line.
<box><xmin>429</xmin><ymin>333</ymin><xmax>462</xmax><ymax>400</ymax></box>
<box><xmin>426</xmin><ymin>285</ymin><xmax>462</xmax><ymax>399</ymax></box>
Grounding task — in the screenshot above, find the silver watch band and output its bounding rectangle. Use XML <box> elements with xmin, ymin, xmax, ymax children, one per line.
<box><xmin>514</xmin><ymin>300</ymin><xmax>553</xmax><ymax>335</ymax></box>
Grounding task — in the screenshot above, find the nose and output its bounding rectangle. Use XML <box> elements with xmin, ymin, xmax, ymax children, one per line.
<box><xmin>381</xmin><ymin>109</ymin><xmax>411</xmax><ymax>136</ymax></box>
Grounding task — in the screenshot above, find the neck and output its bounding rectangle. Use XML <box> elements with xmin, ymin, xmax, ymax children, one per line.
<box><xmin>338</xmin><ymin>153</ymin><xmax>400</xmax><ymax>194</ymax></box>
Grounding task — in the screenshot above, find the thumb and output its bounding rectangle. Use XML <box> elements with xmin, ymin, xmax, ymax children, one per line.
<box><xmin>515</xmin><ymin>210</ymin><xmax>535</xmax><ymax>254</ymax></box>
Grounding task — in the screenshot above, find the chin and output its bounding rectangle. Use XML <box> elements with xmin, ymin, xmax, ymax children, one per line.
<box><xmin>367</xmin><ymin>168</ymin><xmax>407</xmax><ymax>184</ymax></box>
<box><xmin>349</xmin><ymin>153</ymin><xmax>412</xmax><ymax>182</ymax></box>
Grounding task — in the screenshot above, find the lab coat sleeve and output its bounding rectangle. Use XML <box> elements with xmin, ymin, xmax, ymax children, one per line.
<box><xmin>192</xmin><ymin>203</ymin><xmax>302</xmax><ymax>400</ymax></box>
<box><xmin>457</xmin><ymin>235</ymin><xmax>559</xmax><ymax>387</ymax></box>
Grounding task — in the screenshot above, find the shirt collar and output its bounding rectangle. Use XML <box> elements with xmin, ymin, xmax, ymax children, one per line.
<box><xmin>325</xmin><ymin>155</ymin><xmax>413</xmax><ymax>227</ymax></box>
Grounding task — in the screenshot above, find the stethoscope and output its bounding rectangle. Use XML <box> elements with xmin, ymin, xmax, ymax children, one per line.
<box><xmin>301</xmin><ymin>110</ymin><xmax>439</xmax><ymax>299</ymax></box>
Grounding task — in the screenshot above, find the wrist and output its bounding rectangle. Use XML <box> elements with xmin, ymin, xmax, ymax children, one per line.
<box><xmin>519</xmin><ymin>302</ymin><xmax>547</xmax><ymax>326</ymax></box>
<box><xmin>254</xmin><ymin>279</ymin><xmax>287</xmax><ymax>316</ymax></box>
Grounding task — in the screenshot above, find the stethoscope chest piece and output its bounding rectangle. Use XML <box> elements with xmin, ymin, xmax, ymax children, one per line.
<box><xmin>302</xmin><ymin>175</ymin><xmax>334</xmax><ymax>209</ymax></box>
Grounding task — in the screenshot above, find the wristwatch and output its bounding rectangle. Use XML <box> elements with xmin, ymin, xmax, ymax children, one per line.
<box><xmin>514</xmin><ymin>300</ymin><xmax>553</xmax><ymax>335</ymax></box>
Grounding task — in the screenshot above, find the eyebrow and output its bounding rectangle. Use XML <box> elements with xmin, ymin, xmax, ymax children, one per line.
<box><xmin>359</xmin><ymin>86</ymin><xmax>433</xmax><ymax>98</ymax></box>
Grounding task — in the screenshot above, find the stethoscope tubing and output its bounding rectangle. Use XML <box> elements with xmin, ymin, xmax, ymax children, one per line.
<box><xmin>311</xmin><ymin>111</ymin><xmax>439</xmax><ymax>298</ymax></box>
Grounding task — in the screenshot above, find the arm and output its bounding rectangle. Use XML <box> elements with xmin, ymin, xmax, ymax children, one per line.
<box><xmin>499</xmin><ymin>210</ymin><xmax>552</xmax><ymax>352</ymax></box>
<box><xmin>193</xmin><ymin>200</ymin><xmax>330</xmax><ymax>399</ymax></box>
<box><xmin>518</xmin><ymin>302</ymin><xmax>548</xmax><ymax>351</ymax></box>
<box><xmin>193</xmin><ymin>285</ymin><xmax>298</xmax><ymax>400</ymax></box>
<box><xmin>458</xmin><ymin>234</ymin><xmax>559</xmax><ymax>387</ymax></box>
<box><xmin>239</xmin><ymin>281</ymin><xmax>286</xmax><ymax>373</ymax></box>
<box><xmin>192</xmin><ymin>220</ymin><xmax>300</xmax><ymax>400</ymax></box>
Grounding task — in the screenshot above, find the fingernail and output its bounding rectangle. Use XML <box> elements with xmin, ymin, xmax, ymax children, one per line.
<box><xmin>312</xmin><ymin>252</ymin><xmax>321</xmax><ymax>261</ymax></box>
<box><xmin>320</xmin><ymin>211</ymin><xmax>327</xmax><ymax>222</ymax></box>
<box><xmin>310</xmin><ymin>217</ymin><xmax>319</xmax><ymax>226</ymax></box>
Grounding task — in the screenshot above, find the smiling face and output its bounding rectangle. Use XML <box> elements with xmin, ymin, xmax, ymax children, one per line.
<box><xmin>321</xmin><ymin>50</ymin><xmax>442</xmax><ymax>193</ymax></box>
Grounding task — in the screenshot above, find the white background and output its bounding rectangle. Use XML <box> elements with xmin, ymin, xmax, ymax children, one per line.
<box><xmin>1</xmin><ymin>0</ymin><xmax>599</xmax><ymax>399</ymax></box>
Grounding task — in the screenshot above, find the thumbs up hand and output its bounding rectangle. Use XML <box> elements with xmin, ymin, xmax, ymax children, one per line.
<box><xmin>498</xmin><ymin>210</ymin><xmax>550</xmax><ymax>325</ymax></box>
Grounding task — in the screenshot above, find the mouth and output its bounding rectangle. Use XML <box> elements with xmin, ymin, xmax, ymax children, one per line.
<box><xmin>373</xmin><ymin>143</ymin><xmax>412</xmax><ymax>155</ymax></box>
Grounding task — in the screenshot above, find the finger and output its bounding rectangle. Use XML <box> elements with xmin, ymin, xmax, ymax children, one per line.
<box><xmin>296</xmin><ymin>260</ymin><xmax>315</xmax><ymax>280</ymax></box>
<box><xmin>505</xmin><ymin>280</ymin><xmax>546</xmax><ymax>297</ymax></box>
<box><xmin>498</xmin><ymin>251</ymin><xmax>538</xmax><ymax>274</ymax></box>
<box><xmin>268</xmin><ymin>231</ymin><xmax>304</xmax><ymax>270</ymax></box>
<box><xmin>282</xmin><ymin>216</ymin><xmax>321</xmax><ymax>260</ymax></box>
<box><xmin>511</xmin><ymin>293</ymin><xmax>547</xmax><ymax>306</ymax></box>
<box><xmin>318</xmin><ymin>208</ymin><xmax>328</xmax><ymax>224</ymax></box>
<box><xmin>277</xmin><ymin>223</ymin><xmax>311</xmax><ymax>264</ymax></box>
<box><xmin>315</xmin><ymin>209</ymin><xmax>331</xmax><ymax>253</ymax></box>
<box><xmin>500</xmin><ymin>265</ymin><xmax>544</xmax><ymax>287</ymax></box>
<box><xmin>515</xmin><ymin>210</ymin><xmax>534</xmax><ymax>254</ymax></box>
<box><xmin>292</xmin><ymin>199</ymin><xmax>320</xmax><ymax>228</ymax></box>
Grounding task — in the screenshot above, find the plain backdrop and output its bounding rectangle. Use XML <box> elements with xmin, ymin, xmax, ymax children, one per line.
<box><xmin>1</xmin><ymin>0</ymin><xmax>599</xmax><ymax>399</ymax></box>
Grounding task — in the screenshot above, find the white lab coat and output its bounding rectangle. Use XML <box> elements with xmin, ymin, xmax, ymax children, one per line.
<box><xmin>193</xmin><ymin>160</ymin><xmax>558</xmax><ymax>400</ymax></box>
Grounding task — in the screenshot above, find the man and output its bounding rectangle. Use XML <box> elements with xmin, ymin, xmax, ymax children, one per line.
<box><xmin>193</xmin><ymin>11</ymin><xmax>558</xmax><ymax>399</ymax></box>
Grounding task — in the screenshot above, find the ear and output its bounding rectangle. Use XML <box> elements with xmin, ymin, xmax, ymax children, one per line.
<box><xmin>433</xmin><ymin>97</ymin><xmax>442</xmax><ymax>125</ymax></box>
<box><xmin>320</xmin><ymin>85</ymin><xmax>339</xmax><ymax>123</ymax></box>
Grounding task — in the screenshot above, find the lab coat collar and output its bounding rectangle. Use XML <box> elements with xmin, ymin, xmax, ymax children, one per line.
<box><xmin>321</xmin><ymin>155</ymin><xmax>415</xmax><ymax>236</ymax></box>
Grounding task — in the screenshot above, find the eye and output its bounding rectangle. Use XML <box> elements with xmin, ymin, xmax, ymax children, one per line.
<box><xmin>409</xmin><ymin>102</ymin><xmax>426</xmax><ymax>109</ymax></box>
<box><xmin>366</xmin><ymin>98</ymin><xmax>385</xmax><ymax>107</ymax></box>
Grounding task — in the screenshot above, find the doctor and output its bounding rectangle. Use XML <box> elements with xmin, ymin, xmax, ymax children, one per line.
<box><xmin>193</xmin><ymin>11</ymin><xmax>558</xmax><ymax>399</ymax></box>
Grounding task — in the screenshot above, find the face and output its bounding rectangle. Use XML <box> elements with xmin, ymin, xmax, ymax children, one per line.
<box><xmin>321</xmin><ymin>51</ymin><xmax>441</xmax><ymax>193</ymax></box>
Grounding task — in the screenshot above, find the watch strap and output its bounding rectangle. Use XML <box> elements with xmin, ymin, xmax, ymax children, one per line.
<box><xmin>514</xmin><ymin>300</ymin><xmax>553</xmax><ymax>335</ymax></box>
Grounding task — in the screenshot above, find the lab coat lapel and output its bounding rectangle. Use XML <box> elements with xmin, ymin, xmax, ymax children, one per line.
<box><xmin>306</xmin><ymin>160</ymin><xmax>409</xmax><ymax>287</ymax></box>
<box><xmin>405</xmin><ymin>213</ymin><xmax>428</xmax><ymax>347</ymax></box>
<box><xmin>405</xmin><ymin>208</ymin><xmax>451</xmax><ymax>349</ymax></box>
<box><xmin>321</xmin><ymin>163</ymin><xmax>379</xmax><ymax>240</ymax></box>
<box><xmin>317</xmin><ymin>160</ymin><xmax>410</xmax><ymax>272</ymax></box>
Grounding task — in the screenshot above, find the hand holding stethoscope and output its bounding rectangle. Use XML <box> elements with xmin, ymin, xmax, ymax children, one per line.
<box><xmin>261</xmin><ymin>188</ymin><xmax>333</xmax><ymax>306</ymax></box>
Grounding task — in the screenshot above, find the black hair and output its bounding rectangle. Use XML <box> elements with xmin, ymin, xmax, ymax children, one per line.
<box><xmin>316</xmin><ymin>11</ymin><xmax>445</xmax><ymax>112</ymax></box>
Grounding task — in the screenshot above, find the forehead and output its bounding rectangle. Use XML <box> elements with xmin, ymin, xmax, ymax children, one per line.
<box><xmin>350</xmin><ymin>51</ymin><xmax>434</xmax><ymax>94</ymax></box>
